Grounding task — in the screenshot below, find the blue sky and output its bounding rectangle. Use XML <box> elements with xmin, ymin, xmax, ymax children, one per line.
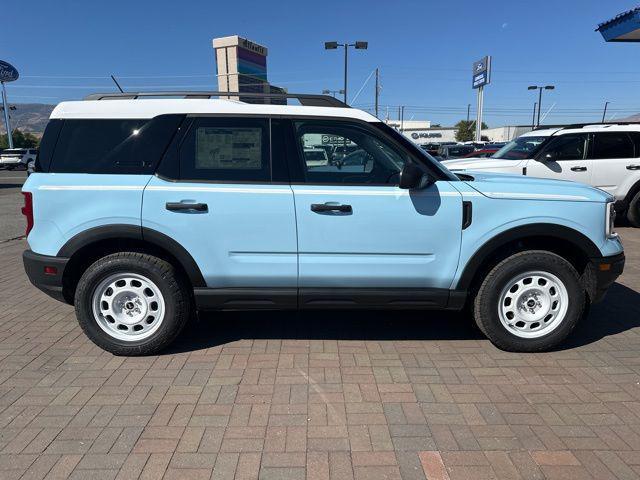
<box><xmin>3</xmin><ymin>0</ymin><xmax>639</xmax><ymax>126</ymax></box>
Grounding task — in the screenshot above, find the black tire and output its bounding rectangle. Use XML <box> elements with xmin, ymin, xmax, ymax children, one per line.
<box><xmin>626</xmin><ymin>190</ymin><xmax>640</xmax><ymax>227</ymax></box>
<box><xmin>74</xmin><ymin>252</ymin><xmax>191</xmax><ymax>355</ymax></box>
<box><xmin>473</xmin><ymin>250</ymin><xmax>585</xmax><ymax>352</ymax></box>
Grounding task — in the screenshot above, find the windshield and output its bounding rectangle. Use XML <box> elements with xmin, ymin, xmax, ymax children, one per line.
<box><xmin>492</xmin><ymin>135</ymin><xmax>549</xmax><ymax>160</ymax></box>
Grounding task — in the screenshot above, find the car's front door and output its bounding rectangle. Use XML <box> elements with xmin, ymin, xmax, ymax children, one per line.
<box><xmin>525</xmin><ymin>133</ymin><xmax>592</xmax><ymax>184</ymax></box>
<box><xmin>142</xmin><ymin>117</ymin><xmax>298</xmax><ymax>296</ymax></box>
<box><xmin>288</xmin><ymin>120</ymin><xmax>463</xmax><ymax>307</ymax></box>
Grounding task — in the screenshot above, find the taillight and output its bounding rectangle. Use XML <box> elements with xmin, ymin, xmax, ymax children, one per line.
<box><xmin>21</xmin><ymin>192</ymin><xmax>33</xmax><ymax>236</ymax></box>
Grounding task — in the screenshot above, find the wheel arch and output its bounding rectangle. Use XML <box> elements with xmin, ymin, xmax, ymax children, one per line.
<box><xmin>59</xmin><ymin>225</ymin><xmax>205</xmax><ymax>303</ymax></box>
<box><xmin>456</xmin><ymin>223</ymin><xmax>600</xmax><ymax>295</ymax></box>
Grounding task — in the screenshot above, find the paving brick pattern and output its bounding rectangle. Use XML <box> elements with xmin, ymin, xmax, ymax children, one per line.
<box><xmin>1</xmin><ymin>229</ymin><xmax>639</xmax><ymax>479</ymax></box>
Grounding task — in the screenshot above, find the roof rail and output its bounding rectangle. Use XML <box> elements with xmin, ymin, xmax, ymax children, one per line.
<box><xmin>83</xmin><ymin>91</ymin><xmax>348</xmax><ymax>108</ymax></box>
<box><xmin>532</xmin><ymin>121</ymin><xmax>640</xmax><ymax>132</ymax></box>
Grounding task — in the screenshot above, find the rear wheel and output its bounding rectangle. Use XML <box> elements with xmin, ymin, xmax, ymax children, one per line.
<box><xmin>75</xmin><ymin>252</ymin><xmax>191</xmax><ymax>355</ymax></box>
<box><xmin>473</xmin><ymin>250</ymin><xmax>585</xmax><ymax>352</ymax></box>
<box><xmin>626</xmin><ymin>190</ymin><xmax>640</xmax><ymax>227</ymax></box>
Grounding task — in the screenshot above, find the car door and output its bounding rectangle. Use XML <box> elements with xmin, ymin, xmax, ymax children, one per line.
<box><xmin>287</xmin><ymin>119</ymin><xmax>463</xmax><ymax>307</ymax></box>
<box><xmin>525</xmin><ymin>133</ymin><xmax>592</xmax><ymax>184</ymax></box>
<box><xmin>589</xmin><ymin>131</ymin><xmax>639</xmax><ymax>201</ymax></box>
<box><xmin>142</xmin><ymin>117</ymin><xmax>298</xmax><ymax>295</ymax></box>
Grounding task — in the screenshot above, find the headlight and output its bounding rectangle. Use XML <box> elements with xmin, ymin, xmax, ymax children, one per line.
<box><xmin>606</xmin><ymin>202</ymin><xmax>617</xmax><ymax>238</ymax></box>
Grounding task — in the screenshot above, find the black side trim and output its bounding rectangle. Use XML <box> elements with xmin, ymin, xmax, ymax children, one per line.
<box><xmin>456</xmin><ymin>223</ymin><xmax>602</xmax><ymax>291</ymax></box>
<box><xmin>194</xmin><ymin>288</ymin><xmax>297</xmax><ymax>310</ymax></box>
<box><xmin>57</xmin><ymin>224</ymin><xmax>206</xmax><ymax>288</ymax></box>
<box><xmin>462</xmin><ymin>201</ymin><xmax>473</xmax><ymax>229</ymax></box>
<box><xmin>192</xmin><ymin>287</ymin><xmax>467</xmax><ymax>311</ymax></box>
<box><xmin>590</xmin><ymin>252</ymin><xmax>625</xmax><ymax>303</ymax></box>
<box><xmin>23</xmin><ymin>250</ymin><xmax>69</xmax><ymax>303</ymax></box>
<box><xmin>299</xmin><ymin>288</ymin><xmax>454</xmax><ymax>310</ymax></box>
<box><xmin>58</xmin><ymin>224</ymin><xmax>142</xmax><ymax>257</ymax></box>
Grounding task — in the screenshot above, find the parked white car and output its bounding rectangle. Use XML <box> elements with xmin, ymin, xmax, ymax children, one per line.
<box><xmin>0</xmin><ymin>148</ymin><xmax>38</xmax><ymax>170</ymax></box>
<box><xmin>443</xmin><ymin>124</ymin><xmax>640</xmax><ymax>226</ymax></box>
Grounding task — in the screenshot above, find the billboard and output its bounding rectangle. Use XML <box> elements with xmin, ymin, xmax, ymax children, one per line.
<box><xmin>472</xmin><ymin>56</ymin><xmax>491</xmax><ymax>89</ymax></box>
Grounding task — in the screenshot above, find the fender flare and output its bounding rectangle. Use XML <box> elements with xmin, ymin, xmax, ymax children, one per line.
<box><xmin>456</xmin><ymin>223</ymin><xmax>601</xmax><ymax>291</ymax></box>
<box><xmin>58</xmin><ymin>224</ymin><xmax>206</xmax><ymax>287</ymax></box>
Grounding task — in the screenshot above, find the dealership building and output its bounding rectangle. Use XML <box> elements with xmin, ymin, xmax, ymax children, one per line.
<box><xmin>384</xmin><ymin>120</ymin><xmax>532</xmax><ymax>144</ymax></box>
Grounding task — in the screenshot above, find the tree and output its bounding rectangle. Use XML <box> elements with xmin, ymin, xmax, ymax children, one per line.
<box><xmin>454</xmin><ymin>120</ymin><xmax>488</xmax><ymax>142</ymax></box>
<box><xmin>0</xmin><ymin>129</ymin><xmax>40</xmax><ymax>149</ymax></box>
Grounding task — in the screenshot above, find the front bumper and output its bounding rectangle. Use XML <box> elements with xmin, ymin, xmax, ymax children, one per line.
<box><xmin>23</xmin><ymin>250</ymin><xmax>70</xmax><ymax>303</ymax></box>
<box><xmin>589</xmin><ymin>252</ymin><xmax>625</xmax><ymax>303</ymax></box>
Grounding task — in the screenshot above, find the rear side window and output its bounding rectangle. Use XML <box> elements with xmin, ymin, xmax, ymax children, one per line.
<box><xmin>178</xmin><ymin>118</ymin><xmax>270</xmax><ymax>182</ymax></box>
<box><xmin>49</xmin><ymin>115</ymin><xmax>183</xmax><ymax>174</ymax></box>
<box><xmin>591</xmin><ymin>132</ymin><xmax>635</xmax><ymax>159</ymax></box>
<box><xmin>35</xmin><ymin>120</ymin><xmax>63</xmax><ymax>172</ymax></box>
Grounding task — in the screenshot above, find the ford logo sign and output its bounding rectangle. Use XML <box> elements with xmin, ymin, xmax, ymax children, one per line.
<box><xmin>0</xmin><ymin>61</ymin><xmax>19</xmax><ymax>83</ymax></box>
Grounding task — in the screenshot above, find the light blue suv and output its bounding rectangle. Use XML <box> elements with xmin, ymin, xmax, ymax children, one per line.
<box><xmin>21</xmin><ymin>92</ymin><xmax>625</xmax><ymax>355</ymax></box>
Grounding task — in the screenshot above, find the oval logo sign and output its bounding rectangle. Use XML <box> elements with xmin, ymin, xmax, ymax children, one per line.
<box><xmin>0</xmin><ymin>61</ymin><xmax>19</xmax><ymax>82</ymax></box>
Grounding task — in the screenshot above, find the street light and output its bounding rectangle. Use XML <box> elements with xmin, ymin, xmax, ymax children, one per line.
<box><xmin>322</xmin><ymin>89</ymin><xmax>345</xmax><ymax>98</ymax></box>
<box><xmin>528</xmin><ymin>85</ymin><xmax>555</xmax><ymax>127</ymax></box>
<box><xmin>324</xmin><ymin>41</ymin><xmax>368</xmax><ymax>104</ymax></box>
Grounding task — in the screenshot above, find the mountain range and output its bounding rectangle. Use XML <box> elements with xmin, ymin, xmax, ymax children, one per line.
<box><xmin>0</xmin><ymin>103</ymin><xmax>55</xmax><ymax>135</ymax></box>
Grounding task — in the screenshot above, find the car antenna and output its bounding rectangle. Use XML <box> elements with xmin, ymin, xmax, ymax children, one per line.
<box><xmin>110</xmin><ymin>75</ymin><xmax>124</xmax><ymax>93</ymax></box>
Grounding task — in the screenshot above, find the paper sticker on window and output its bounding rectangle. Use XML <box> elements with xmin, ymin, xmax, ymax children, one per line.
<box><xmin>195</xmin><ymin>127</ymin><xmax>262</xmax><ymax>169</ymax></box>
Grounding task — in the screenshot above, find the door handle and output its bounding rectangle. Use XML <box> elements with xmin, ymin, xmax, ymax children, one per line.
<box><xmin>166</xmin><ymin>202</ymin><xmax>208</xmax><ymax>212</ymax></box>
<box><xmin>310</xmin><ymin>203</ymin><xmax>352</xmax><ymax>213</ymax></box>
<box><xmin>627</xmin><ymin>165</ymin><xmax>640</xmax><ymax>170</ymax></box>
<box><xmin>570</xmin><ymin>166</ymin><xmax>587</xmax><ymax>172</ymax></box>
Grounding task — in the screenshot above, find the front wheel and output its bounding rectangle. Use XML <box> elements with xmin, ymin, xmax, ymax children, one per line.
<box><xmin>75</xmin><ymin>252</ymin><xmax>191</xmax><ymax>355</ymax></box>
<box><xmin>626</xmin><ymin>190</ymin><xmax>640</xmax><ymax>227</ymax></box>
<box><xmin>473</xmin><ymin>250</ymin><xmax>585</xmax><ymax>352</ymax></box>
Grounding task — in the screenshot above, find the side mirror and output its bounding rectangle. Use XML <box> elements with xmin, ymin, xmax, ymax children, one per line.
<box><xmin>399</xmin><ymin>163</ymin><xmax>432</xmax><ymax>189</ymax></box>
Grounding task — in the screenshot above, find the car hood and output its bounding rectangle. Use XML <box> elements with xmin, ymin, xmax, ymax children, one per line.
<box><xmin>442</xmin><ymin>157</ymin><xmax>525</xmax><ymax>170</ymax></box>
<box><xmin>460</xmin><ymin>170</ymin><xmax>613</xmax><ymax>203</ymax></box>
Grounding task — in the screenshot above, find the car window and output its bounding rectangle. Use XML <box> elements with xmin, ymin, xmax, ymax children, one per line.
<box><xmin>179</xmin><ymin>118</ymin><xmax>270</xmax><ymax>182</ymax></box>
<box><xmin>294</xmin><ymin>121</ymin><xmax>409</xmax><ymax>185</ymax></box>
<box><xmin>542</xmin><ymin>134</ymin><xmax>587</xmax><ymax>161</ymax></box>
<box><xmin>50</xmin><ymin>116</ymin><xmax>183</xmax><ymax>174</ymax></box>
<box><xmin>493</xmin><ymin>136</ymin><xmax>548</xmax><ymax>160</ymax></box>
<box><xmin>592</xmin><ymin>132</ymin><xmax>635</xmax><ymax>159</ymax></box>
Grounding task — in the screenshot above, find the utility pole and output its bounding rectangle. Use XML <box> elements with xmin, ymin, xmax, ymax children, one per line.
<box><xmin>1</xmin><ymin>82</ymin><xmax>13</xmax><ymax>148</ymax></box>
<box><xmin>602</xmin><ymin>101</ymin><xmax>609</xmax><ymax>123</ymax></box>
<box><xmin>374</xmin><ymin>68</ymin><xmax>379</xmax><ymax>118</ymax></box>
<box><xmin>475</xmin><ymin>86</ymin><xmax>484</xmax><ymax>141</ymax></box>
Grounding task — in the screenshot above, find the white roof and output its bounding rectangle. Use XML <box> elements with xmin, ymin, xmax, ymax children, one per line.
<box><xmin>520</xmin><ymin>123</ymin><xmax>640</xmax><ymax>138</ymax></box>
<box><xmin>50</xmin><ymin>99</ymin><xmax>379</xmax><ymax>122</ymax></box>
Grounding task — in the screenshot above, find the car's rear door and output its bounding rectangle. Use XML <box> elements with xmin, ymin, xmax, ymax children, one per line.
<box><xmin>525</xmin><ymin>133</ymin><xmax>592</xmax><ymax>184</ymax></box>
<box><xmin>142</xmin><ymin>117</ymin><xmax>298</xmax><ymax>301</ymax></box>
<box><xmin>589</xmin><ymin>131</ymin><xmax>640</xmax><ymax>202</ymax></box>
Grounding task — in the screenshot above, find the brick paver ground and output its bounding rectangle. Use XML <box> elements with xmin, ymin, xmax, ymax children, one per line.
<box><xmin>1</xmin><ymin>229</ymin><xmax>639</xmax><ymax>479</ymax></box>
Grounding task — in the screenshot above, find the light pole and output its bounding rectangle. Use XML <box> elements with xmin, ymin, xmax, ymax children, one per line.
<box><xmin>322</xmin><ymin>89</ymin><xmax>345</xmax><ymax>98</ymax></box>
<box><xmin>324</xmin><ymin>41</ymin><xmax>368</xmax><ymax>104</ymax></box>
<box><xmin>528</xmin><ymin>85</ymin><xmax>554</xmax><ymax>127</ymax></box>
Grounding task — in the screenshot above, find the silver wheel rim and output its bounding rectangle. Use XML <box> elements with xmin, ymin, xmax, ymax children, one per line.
<box><xmin>498</xmin><ymin>270</ymin><xmax>569</xmax><ymax>339</ymax></box>
<box><xmin>91</xmin><ymin>273</ymin><xmax>166</xmax><ymax>342</ymax></box>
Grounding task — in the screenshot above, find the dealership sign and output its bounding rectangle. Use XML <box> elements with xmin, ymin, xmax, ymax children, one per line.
<box><xmin>0</xmin><ymin>60</ymin><xmax>19</xmax><ymax>82</ymax></box>
<box><xmin>411</xmin><ymin>132</ymin><xmax>442</xmax><ymax>139</ymax></box>
<box><xmin>472</xmin><ymin>56</ymin><xmax>491</xmax><ymax>89</ymax></box>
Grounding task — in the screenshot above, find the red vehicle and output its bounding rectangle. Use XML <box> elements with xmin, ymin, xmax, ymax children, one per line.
<box><xmin>463</xmin><ymin>148</ymin><xmax>499</xmax><ymax>158</ymax></box>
